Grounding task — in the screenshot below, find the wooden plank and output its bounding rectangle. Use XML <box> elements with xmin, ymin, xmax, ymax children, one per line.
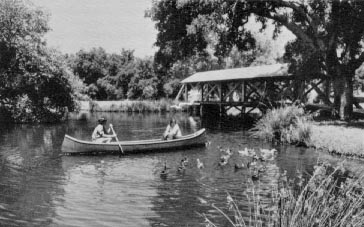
<box><xmin>242</xmin><ymin>81</ymin><xmax>245</xmax><ymax>102</ymax></box>
<box><xmin>309</xmin><ymin>81</ymin><xmax>332</xmax><ymax>104</ymax></box>
<box><xmin>201</xmin><ymin>83</ymin><xmax>204</xmax><ymax>102</ymax></box>
<box><xmin>223</xmin><ymin>82</ymin><xmax>241</xmax><ymax>101</ymax></box>
<box><xmin>175</xmin><ymin>84</ymin><xmax>185</xmax><ymax>101</ymax></box>
<box><xmin>205</xmin><ymin>84</ymin><xmax>219</xmax><ymax>100</ymax></box>
<box><xmin>184</xmin><ymin>84</ymin><xmax>189</xmax><ymax>102</ymax></box>
<box><xmin>303</xmin><ymin>79</ymin><xmax>323</xmax><ymax>98</ymax></box>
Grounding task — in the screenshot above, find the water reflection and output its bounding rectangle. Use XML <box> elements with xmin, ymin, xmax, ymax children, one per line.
<box><xmin>0</xmin><ymin>124</ymin><xmax>65</xmax><ymax>226</ymax></box>
<box><xmin>0</xmin><ymin>112</ymin><xmax>361</xmax><ymax>226</ymax></box>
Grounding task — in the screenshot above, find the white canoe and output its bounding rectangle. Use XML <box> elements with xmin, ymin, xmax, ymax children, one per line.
<box><xmin>61</xmin><ymin>128</ymin><xmax>207</xmax><ymax>155</ymax></box>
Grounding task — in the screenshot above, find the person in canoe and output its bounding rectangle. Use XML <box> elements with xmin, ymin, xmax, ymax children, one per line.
<box><xmin>163</xmin><ymin>118</ymin><xmax>182</xmax><ymax>140</ymax></box>
<box><xmin>92</xmin><ymin>117</ymin><xmax>116</xmax><ymax>143</ymax></box>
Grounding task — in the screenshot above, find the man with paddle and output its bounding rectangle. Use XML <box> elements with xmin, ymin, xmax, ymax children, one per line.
<box><xmin>91</xmin><ymin>117</ymin><xmax>117</xmax><ymax>143</ymax></box>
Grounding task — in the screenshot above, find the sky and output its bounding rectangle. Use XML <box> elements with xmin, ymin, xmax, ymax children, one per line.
<box><xmin>32</xmin><ymin>0</ymin><xmax>158</xmax><ymax>58</ymax></box>
<box><xmin>31</xmin><ymin>0</ymin><xmax>294</xmax><ymax>59</ymax></box>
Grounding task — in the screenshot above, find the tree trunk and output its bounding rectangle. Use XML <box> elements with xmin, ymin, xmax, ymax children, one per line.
<box><xmin>333</xmin><ymin>75</ymin><xmax>353</xmax><ymax>120</ymax></box>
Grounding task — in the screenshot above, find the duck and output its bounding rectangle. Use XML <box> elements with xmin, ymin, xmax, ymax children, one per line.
<box><xmin>160</xmin><ymin>162</ymin><xmax>168</xmax><ymax>178</ymax></box>
<box><xmin>181</xmin><ymin>157</ymin><xmax>189</xmax><ymax>166</ymax></box>
<box><xmin>177</xmin><ymin>164</ymin><xmax>186</xmax><ymax>172</ymax></box>
<box><xmin>247</xmin><ymin>161</ymin><xmax>257</xmax><ymax>169</ymax></box>
<box><xmin>234</xmin><ymin>162</ymin><xmax>245</xmax><ymax>170</ymax></box>
<box><xmin>197</xmin><ymin>158</ymin><xmax>204</xmax><ymax>169</ymax></box>
<box><xmin>260</xmin><ymin>152</ymin><xmax>275</xmax><ymax>161</ymax></box>
<box><xmin>218</xmin><ymin>156</ymin><xmax>229</xmax><ymax>166</ymax></box>
<box><xmin>224</xmin><ymin>148</ymin><xmax>233</xmax><ymax>156</ymax></box>
<box><xmin>238</xmin><ymin>147</ymin><xmax>257</xmax><ymax>157</ymax></box>
<box><xmin>177</xmin><ymin>158</ymin><xmax>188</xmax><ymax>172</ymax></box>
<box><xmin>257</xmin><ymin>164</ymin><xmax>267</xmax><ymax>173</ymax></box>
<box><xmin>280</xmin><ymin>170</ymin><xmax>288</xmax><ymax>183</ymax></box>
<box><xmin>251</xmin><ymin>168</ymin><xmax>260</xmax><ymax>181</ymax></box>
<box><xmin>260</xmin><ymin>148</ymin><xmax>277</xmax><ymax>156</ymax></box>
<box><xmin>238</xmin><ymin>147</ymin><xmax>249</xmax><ymax>156</ymax></box>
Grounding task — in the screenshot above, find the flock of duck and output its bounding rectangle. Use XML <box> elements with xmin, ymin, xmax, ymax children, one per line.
<box><xmin>160</xmin><ymin>146</ymin><xmax>278</xmax><ymax>180</ymax></box>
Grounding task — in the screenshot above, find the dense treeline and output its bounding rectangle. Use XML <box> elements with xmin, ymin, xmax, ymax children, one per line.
<box><xmin>66</xmin><ymin>40</ymin><xmax>278</xmax><ymax>102</ymax></box>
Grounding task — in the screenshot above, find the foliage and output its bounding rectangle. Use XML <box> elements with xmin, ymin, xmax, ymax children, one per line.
<box><xmin>68</xmin><ymin>48</ymin><xmax>163</xmax><ymax>100</ymax></box>
<box><xmin>151</xmin><ymin>0</ymin><xmax>364</xmax><ymax>120</ymax></box>
<box><xmin>251</xmin><ymin>106</ymin><xmax>312</xmax><ymax>144</ymax></box>
<box><xmin>127</xmin><ymin>57</ymin><xmax>158</xmax><ymax>99</ymax></box>
<box><xmin>0</xmin><ymin>0</ymin><xmax>77</xmax><ymax>122</ymax></box>
<box><xmin>89</xmin><ymin>99</ymin><xmax>172</xmax><ymax>113</ymax></box>
<box><xmin>205</xmin><ymin>163</ymin><xmax>364</xmax><ymax>227</ymax></box>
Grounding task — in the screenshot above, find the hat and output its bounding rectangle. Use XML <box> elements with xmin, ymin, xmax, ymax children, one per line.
<box><xmin>98</xmin><ymin>117</ymin><xmax>107</xmax><ymax>123</ymax></box>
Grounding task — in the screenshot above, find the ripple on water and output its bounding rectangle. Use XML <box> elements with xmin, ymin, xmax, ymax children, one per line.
<box><xmin>0</xmin><ymin>113</ymin><xmax>333</xmax><ymax>227</ymax></box>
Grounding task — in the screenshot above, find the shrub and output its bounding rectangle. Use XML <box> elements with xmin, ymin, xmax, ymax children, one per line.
<box><xmin>251</xmin><ymin>106</ymin><xmax>312</xmax><ymax>145</ymax></box>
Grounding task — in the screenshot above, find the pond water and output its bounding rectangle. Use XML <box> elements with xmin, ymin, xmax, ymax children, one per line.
<box><xmin>0</xmin><ymin>112</ymin><xmax>361</xmax><ymax>226</ymax></box>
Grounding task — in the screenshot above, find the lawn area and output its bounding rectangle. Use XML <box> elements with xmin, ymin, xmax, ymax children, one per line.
<box><xmin>310</xmin><ymin>120</ymin><xmax>364</xmax><ymax>158</ymax></box>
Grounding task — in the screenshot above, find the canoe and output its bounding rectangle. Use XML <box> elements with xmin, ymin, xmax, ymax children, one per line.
<box><xmin>61</xmin><ymin>128</ymin><xmax>207</xmax><ymax>155</ymax></box>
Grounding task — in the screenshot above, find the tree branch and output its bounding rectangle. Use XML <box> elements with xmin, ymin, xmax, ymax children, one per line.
<box><xmin>262</xmin><ymin>11</ymin><xmax>316</xmax><ymax>50</ymax></box>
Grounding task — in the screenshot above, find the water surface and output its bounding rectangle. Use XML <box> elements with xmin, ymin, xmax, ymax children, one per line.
<box><xmin>0</xmin><ymin>112</ymin><xmax>361</xmax><ymax>226</ymax></box>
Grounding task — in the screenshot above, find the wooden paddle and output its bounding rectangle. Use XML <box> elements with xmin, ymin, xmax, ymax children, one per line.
<box><xmin>109</xmin><ymin>124</ymin><xmax>124</xmax><ymax>155</ymax></box>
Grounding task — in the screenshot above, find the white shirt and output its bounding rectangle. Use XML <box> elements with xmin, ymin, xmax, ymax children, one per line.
<box><xmin>164</xmin><ymin>124</ymin><xmax>182</xmax><ymax>138</ymax></box>
<box><xmin>92</xmin><ymin>124</ymin><xmax>105</xmax><ymax>140</ymax></box>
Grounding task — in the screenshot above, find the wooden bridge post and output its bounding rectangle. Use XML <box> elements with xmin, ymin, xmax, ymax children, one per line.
<box><xmin>184</xmin><ymin>84</ymin><xmax>188</xmax><ymax>102</ymax></box>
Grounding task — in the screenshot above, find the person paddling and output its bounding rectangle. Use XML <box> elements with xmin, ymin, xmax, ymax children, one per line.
<box><xmin>92</xmin><ymin>117</ymin><xmax>116</xmax><ymax>143</ymax></box>
<box><xmin>163</xmin><ymin>118</ymin><xmax>182</xmax><ymax>140</ymax></box>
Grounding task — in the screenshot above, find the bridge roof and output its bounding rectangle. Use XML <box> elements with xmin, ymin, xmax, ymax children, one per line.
<box><xmin>181</xmin><ymin>63</ymin><xmax>290</xmax><ymax>84</ymax></box>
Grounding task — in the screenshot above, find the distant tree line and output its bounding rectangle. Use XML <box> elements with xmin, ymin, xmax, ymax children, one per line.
<box><xmin>66</xmin><ymin>39</ymin><xmax>278</xmax><ymax>102</ymax></box>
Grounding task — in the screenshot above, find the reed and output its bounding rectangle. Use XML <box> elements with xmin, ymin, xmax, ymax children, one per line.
<box><xmin>89</xmin><ymin>99</ymin><xmax>173</xmax><ymax>112</ymax></box>
<box><xmin>205</xmin><ymin>163</ymin><xmax>364</xmax><ymax>227</ymax></box>
<box><xmin>251</xmin><ymin>106</ymin><xmax>312</xmax><ymax>145</ymax></box>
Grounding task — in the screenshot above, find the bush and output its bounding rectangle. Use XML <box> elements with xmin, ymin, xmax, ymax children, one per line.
<box><xmin>251</xmin><ymin>106</ymin><xmax>312</xmax><ymax>145</ymax></box>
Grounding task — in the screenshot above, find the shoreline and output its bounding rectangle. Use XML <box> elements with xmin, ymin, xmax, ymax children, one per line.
<box><xmin>77</xmin><ymin>100</ymin><xmax>199</xmax><ymax>113</ymax></box>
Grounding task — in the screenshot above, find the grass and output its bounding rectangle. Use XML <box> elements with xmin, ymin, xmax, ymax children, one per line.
<box><xmin>251</xmin><ymin>106</ymin><xmax>312</xmax><ymax>145</ymax></box>
<box><xmin>251</xmin><ymin>105</ymin><xmax>364</xmax><ymax>158</ymax></box>
<box><xmin>309</xmin><ymin>124</ymin><xmax>364</xmax><ymax>158</ymax></box>
<box><xmin>205</xmin><ymin>163</ymin><xmax>364</xmax><ymax>227</ymax></box>
<box><xmin>88</xmin><ymin>99</ymin><xmax>174</xmax><ymax>112</ymax></box>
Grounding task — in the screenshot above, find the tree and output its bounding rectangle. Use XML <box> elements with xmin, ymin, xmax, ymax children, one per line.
<box><xmin>69</xmin><ymin>48</ymin><xmax>137</xmax><ymax>100</ymax></box>
<box><xmin>0</xmin><ymin>0</ymin><xmax>75</xmax><ymax>122</ymax></box>
<box><xmin>151</xmin><ymin>0</ymin><xmax>364</xmax><ymax>120</ymax></box>
<box><xmin>127</xmin><ymin>57</ymin><xmax>158</xmax><ymax>99</ymax></box>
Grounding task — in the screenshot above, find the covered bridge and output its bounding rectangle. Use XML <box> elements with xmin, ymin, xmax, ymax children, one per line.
<box><xmin>175</xmin><ymin>63</ymin><xmax>330</xmax><ymax>117</ymax></box>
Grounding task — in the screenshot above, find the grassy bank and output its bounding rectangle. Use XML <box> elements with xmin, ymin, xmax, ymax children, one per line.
<box><xmin>77</xmin><ymin>99</ymin><xmax>196</xmax><ymax>113</ymax></box>
<box><xmin>251</xmin><ymin>106</ymin><xmax>364</xmax><ymax>159</ymax></box>
<box><xmin>309</xmin><ymin>123</ymin><xmax>364</xmax><ymax>158</ymax></box>
<box><xmin>90</xmin><ymin>99</ymin><xmax>172</xmax><ymax>112</ymax></box>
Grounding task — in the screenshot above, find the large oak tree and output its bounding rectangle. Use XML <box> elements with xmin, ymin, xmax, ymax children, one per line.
<box><xmin>151</xmin><ymin>0</ymin><xmax>364</xmax><ymax>120</ymax></box>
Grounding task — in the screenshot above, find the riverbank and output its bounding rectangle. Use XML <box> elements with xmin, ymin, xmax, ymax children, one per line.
<box><xmin>251</xmin><ymin>105</ymin><xmax>364</xmax><ymax>159</ymax></box>
<box><xmin>309</xmin><ymin>120</ymin><xmax>364</xmax><ymax>159</ymax></box>
<box><xmin>77</xmin><ymin>100</ymin><xmax>199</xmax><ymax>113</ymax></box>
